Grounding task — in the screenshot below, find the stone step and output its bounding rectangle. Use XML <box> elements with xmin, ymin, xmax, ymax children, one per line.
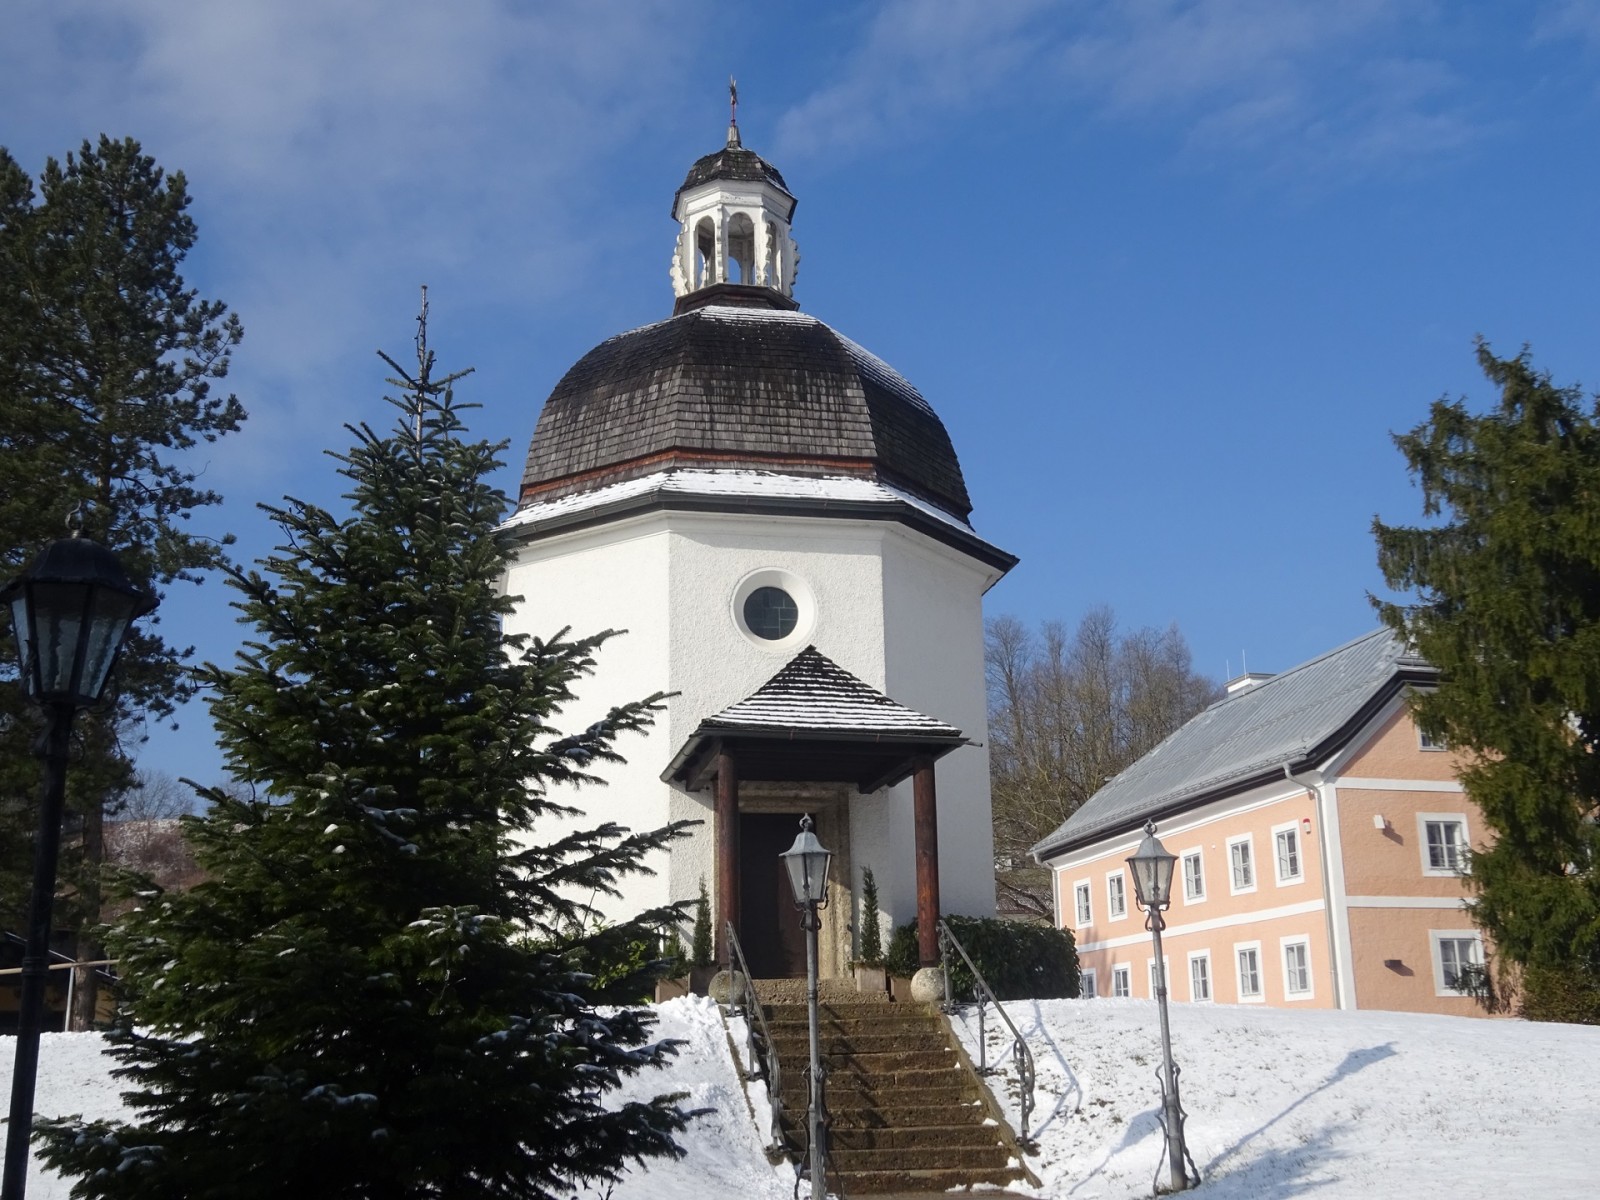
<box><xmin>805</xmin><ymin>1099</ymin><xmax>990</xmax><ymax>1130</ymax></box>
<box><xmin>829</xmin><ymin>1143</ymin><xmax>1016</xmax><ymax>1173</ymax></box>
<box><xmin>828</xmin><ymin>1165</ymin><xmax>1029</xmax><ymax>1195</ymax></box>
<box><xmin>780</xmin><ymin>1064</ymin><xmax>971</xmax><ymax>1095</ymax></box>
<box><xmin>761</xmin><ymin>1000</ymin><xmax>937</xmax><ymax>1022</ymax></box>
<box><xmin>811</xmin><ymin>1123</ymin><xmax>1004</xmax><ymax>1152</ymax></box>
<box><xmin>767</xmin><ymin>1031</ymin><xmax>952</xmax><ymax>1056</ymax></box>
<box><xmin>780</xmin><ymin>1084</ymin><xmax>973</xmax><ymax>1114</ymax></box>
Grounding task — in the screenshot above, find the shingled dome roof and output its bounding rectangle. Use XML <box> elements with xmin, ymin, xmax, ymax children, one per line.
<box><xmin>673</xmin><ymin>144</ymin><xmax>793</xmax><ymax>217</ymax></box>
<box><xmin>518</xmin><ymin>303</ymin><xmax>973</xmax><ymax>520</ymax></box>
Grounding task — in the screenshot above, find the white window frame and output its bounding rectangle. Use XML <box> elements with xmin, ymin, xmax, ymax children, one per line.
<box><xmin>1418</xmin><ymin>727</ymin><xmax>1447</xmax><ymax>751</ymax></box>
<box><xmin>1188</xmin><ymin>950</ymin><xmax>1213</xmax><ymax>1002</ymax></box>
<box><xmin>1234</xmin><ymin>940</ymin><xmax>1264</xmax><ymax>1002</ymax></box>
<box><xmin>1147</xmin><ymin>954</ymin><xmax>1170</xmax><ymax>998</ymax></box>
<box><xmin>1418</xmin><ymin>813</ymin><xmax>1470</xmax><ymax>876</ymax></box>
<box><xmin>1180</xmin><ymin>848</ymin><xmax>1205</xmax><ymax>904</ymax></box>
<box><xmin>1227</xmin><ymin>834</ymin><xmax>1256</xmax><ymax>895</ymax></box>
<box><xmin>1272</xmin><ymin>821</ymin><xmax>1305</xmax><ymax>886</ymax></box>
<box><xmin>1430</xmin><ymin>930</ymin><xmax>1485</xmax><ymax>997</ymax></box>
<box><xmin>1111</xmin><ymin>964</ymin><xmax>1131</xmax><ymax>998</ymax></box>
<box><xmin>1107</xmin><ymin>869</ymin><xmax>1128</xmax><ymax>921</ymax></box>
<box><xmin>1080</xmin><ymin>968</ymin><xmax>1097</xmax><ymax>999</ymax></box>
<box><xmin>1281</xmin><ymin>936</ymin><xmax>1313</xmax><ymax>1000</ymax></box>
<box><xmin>1073</xmin><ymin>879</ymin><xmax>1093</xmax><ymax>927</ymax></box>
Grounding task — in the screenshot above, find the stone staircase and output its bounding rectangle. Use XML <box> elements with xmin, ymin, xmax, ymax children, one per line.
<box><xmin>752</xmin><ymin>982</ymin><xmax>1029</xmax><ymax>1195</ymax></box>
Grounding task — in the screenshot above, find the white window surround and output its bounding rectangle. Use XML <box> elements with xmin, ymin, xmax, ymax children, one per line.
<box><xmin>1418</xmin><ymin>728</ymin><xmax>1447</xmax><ymax>751</ymax></box>
<box><xmin>1429</xmin><ymin>929</ymin><xmax>1484</xmax><ymax>997</ymax></box>
<box><xmin>1281</xmin><ymin>936</ymin><xmax>1313</xmax><ymax>1000</ymax></box>
<box><xmin>1188</xmin><ymin>951</ymin><xmax>1213</xmax><ymax>1002</ymax></box>
<box><xmin>1234</xmin><ymin>941</ymin><xmax>1264</xmax><ymax>1002</ymax></box>
<box><xmin>1228</xmin><ymin>834</ymin><xmax>1257</xmax><ymax>895</ymax></box>
<box><xmin>1181</xmin><ymin>848</ymin><xmax>1205</xmax><ymax>904</ymax></box>
<box><xmin>1417</xmin><ymin>813</ymin><xmax>1470</xmax><ymax>877</ymax></box>
<box><xmin>1107</xmin><ymin>870</ymin><xmax>1129</xmax><ymax>921</ymax></box>
<box><xmin>1112</xmin><ymin>964</ymin><xmax>1131</xmax><ymax>998</ymax></box>
<box><xmin>1272</xmin><ymin>821</ymin><xmax>1305</xmax><ymax>887</ymax></box>
<box><xmin>1081</xmin><ymin>968</ymin><xmax>1098</xmax><ymax>999</ymax></box>
<box><xmin>1073</xmin><ymin>880</ymin><xmax>1092</xmax><ymax>927</ymax></box>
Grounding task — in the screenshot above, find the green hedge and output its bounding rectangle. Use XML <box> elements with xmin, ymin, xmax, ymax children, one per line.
<box><xmin>884</xmin><ymin>916</ymin><xmax>1079</xmax><ymax>1001</ymax></box>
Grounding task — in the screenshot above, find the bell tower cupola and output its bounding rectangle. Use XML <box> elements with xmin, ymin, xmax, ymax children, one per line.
<box><xmin>669</xmin><ymin>80</ymin><xmax>800</xmax><ymax>311</ymax></box>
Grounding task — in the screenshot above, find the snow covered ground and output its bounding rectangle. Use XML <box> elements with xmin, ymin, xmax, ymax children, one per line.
<box><xmin>4</xmin><ymin>995</ymin><xmax>1594</xmax><ymax>1198</ymax></box>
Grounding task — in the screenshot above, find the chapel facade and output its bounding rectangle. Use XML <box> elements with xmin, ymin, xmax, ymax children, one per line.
<box><xmin>500</xmin><ymin>116</ymin><xmax>1015</xmax><ymax>978</ymax></box>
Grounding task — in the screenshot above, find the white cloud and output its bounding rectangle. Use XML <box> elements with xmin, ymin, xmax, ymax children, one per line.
<box><xmin>776</xmin><ymin>0</ymin><xmax>1491</xmax><ymax>180</ymax></box>
<box><xmin>1</xmin><ymin>0</ymin><xmax>693</xmax><ymax>487</ymax></box>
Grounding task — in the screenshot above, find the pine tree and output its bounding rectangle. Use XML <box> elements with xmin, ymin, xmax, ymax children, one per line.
<box><xmin>35</xmin><ymin>308</ymin><xmax>696</xmax><ymax>1197</ymax></box>
<box><xmin>858</xmin><ymin>866</ymin><xmax>883</xmax><ymax>967</ymax></box>
<box><xmin>0</xmin><ymin>136</ymin><xmax>245</xmax><ymax>1023</ymax></box>
<box><xmin>691</xmin><ymin>878</ymin><xmax>713</xmax><ymax>969</ymax></box>
<box><xmin>1374</xmin><ymin>339</ymin><xmax>1600</xmax><ymax>1021</ymax></box>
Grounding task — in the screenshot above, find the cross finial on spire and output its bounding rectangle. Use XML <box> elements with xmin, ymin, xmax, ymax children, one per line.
<box><xmin>727</xmin><ymin>76</ymin><xmax>741</xmax><ymax>147</ymax></box>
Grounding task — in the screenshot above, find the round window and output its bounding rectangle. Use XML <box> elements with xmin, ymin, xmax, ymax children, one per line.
<box><xmin>742</xmin><ymin>586</ymin><xmax>799</xmax><ymax>641</ymax></box>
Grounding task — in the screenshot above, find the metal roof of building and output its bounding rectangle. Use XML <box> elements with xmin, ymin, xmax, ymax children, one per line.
<box><xmin>1031</xmin><ymin>628</ymin><xmax>1436</xmax><ymax>859</ymax></box>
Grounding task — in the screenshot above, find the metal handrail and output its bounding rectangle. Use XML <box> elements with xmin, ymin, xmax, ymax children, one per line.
<box><xmin>937</xmin><ymin>918</ymin><xmax>1037</xmax><ymax>1144</ymax></box>
<box><xmin>724</xmin><ymin>921</ymin><xmax>785</xmax><ymax>1152</ymax></box>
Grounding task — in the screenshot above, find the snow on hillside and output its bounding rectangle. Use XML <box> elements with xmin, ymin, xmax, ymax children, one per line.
<box><xmin>4</xmin><ymin>995</ymin><xmax>1595</xmax><ymax>1199</ymax></box>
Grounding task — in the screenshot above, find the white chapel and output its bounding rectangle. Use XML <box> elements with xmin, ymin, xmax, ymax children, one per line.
<box><xmin>499</xmin><ymin>113</ymin><xmax>1016</xmax><ymax>980</ymax></box>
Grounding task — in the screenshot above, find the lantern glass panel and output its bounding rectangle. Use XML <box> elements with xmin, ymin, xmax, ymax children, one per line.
<box><xmin>78</xmin><ymin>585</ymin><xmax>138</xmax><ymax>702</ymax></box>
<box><xmin>781</xmin><ymin>828</ymin><xmax>832</xmax><ymax>906</ymax></box>
<box><xmin>32</xmin><ymin>582</ymin><xmax>87</xmax><ymax>702</ymax></box>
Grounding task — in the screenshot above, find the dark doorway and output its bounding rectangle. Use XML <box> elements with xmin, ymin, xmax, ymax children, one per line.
<box><xmin>738</xmin><ymin>812</ymin><xmax>810</xmax><ymax>978</ymax></box>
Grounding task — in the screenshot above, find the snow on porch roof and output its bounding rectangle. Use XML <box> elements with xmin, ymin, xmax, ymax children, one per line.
<box><xmin>662</xmin><ymin>646</ymin><xmax>966</xmax><ymax>792</ymax></box>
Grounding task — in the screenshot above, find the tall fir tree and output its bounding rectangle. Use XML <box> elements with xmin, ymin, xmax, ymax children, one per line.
<box><xmin>0</xmin><ymin>136</ymin><xmax>244</xmax><ymax>1024</ymax></box>
<box><xmin>35</xmin><ymin>308</ymin><xmax>695</xmax><ymax>1196</ymax></box>
<box><xmin>1374</xmin><ymin>340</ymin><xmax>1600</xmax><ymax>1022</ymax></box>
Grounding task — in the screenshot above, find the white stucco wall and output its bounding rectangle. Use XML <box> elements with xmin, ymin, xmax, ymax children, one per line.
<box><xmin>501</xmin><ymin>503</ymin><xmax>1002</xmax><ymax>936</ymax></box>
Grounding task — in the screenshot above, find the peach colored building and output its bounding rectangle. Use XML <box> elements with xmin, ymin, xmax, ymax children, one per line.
<box><xmin>1032</xmin><ymin>629</ymin><xmax>1493</xmax><ymax>1017</ymax></box>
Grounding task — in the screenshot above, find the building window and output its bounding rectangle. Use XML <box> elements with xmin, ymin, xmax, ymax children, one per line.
<box><xmin>1074</xmin><ymin>881</ymin><xmax>1092</xmax><ymax>927</ymax></box>
<box><xmin>742</xmin><ymin>586</ymin><xmax>798</xmax><ymax>640</ymax></box>
<box><xmin>1228</xmin><ymin>835</ymin><xmax>1256</xmax><ymax>894</ymax></box>
<box><xmin>1431</xmin><ymin>931</ymin><xmax>1485</xmax><ymax>996</ymax></box>
<box><xmin>1236</xmin><ymin>943</ymin><xmax>1263</xmax><ymax>1001</ymax></box>
<box><xmin>1182</xmin><ymin>850</ymin><xmax>1205</xmax><ymax>902</ymax></box>
<box><xmin>1420</xmin><ymin>815</ymin><xmax>1469</xmax><ymax>875</ymax></box>
<box><xmin>1107</xmin><ymin>871</ymin><xmax>1128</xmax><ymax>920</ymax></box>
<box><xmin>1282</xmin><ymin>937</ymin><xmax>1312</xmax><ymax>999</ymax></box>
<box><xmin>1112</xmin><ymin>965</ymin><xmax>1131</xmax><ymax>998</ymax></box>
<box><xmin>1148</xmin><ymin>956</ymin><xmax>1169</xmax><ymax>997</ymax></box>
<box><xmin>1081</xmin><ymin>969</ymin><xmax>1097</xmax><ymax>999</ymax></box>
<box><xmin>1189</xmin><ymin>952</ymin><xmax>1212</xmax><ymax>1002</ymax></box>
<box><xmin>1273</xmin><ymin>824</ymin><xmax>1303</xmax><ymax>884</ymax></box>
<box><xmin>1418</xmin><ymin>728</ymin><xmax>1447</xmax><ymax>751</ymax></box>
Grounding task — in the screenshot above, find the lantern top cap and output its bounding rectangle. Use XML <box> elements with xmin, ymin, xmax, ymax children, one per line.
<box><xmin>0</xmin><ymin>534</ymin><xmax>157</xmax><ymax>618</ymax></box>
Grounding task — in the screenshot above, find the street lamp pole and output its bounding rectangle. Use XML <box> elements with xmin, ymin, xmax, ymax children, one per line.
<box><xmin>1127</xmin><ymin>821</ymin><xmax>1197</xmax><ymax>1195</ymax></box>
<box><xmin>1</xmin><ymin>529</ymin><xmax>155</xmax><ymax>1200</ymax></box>
<box><xmin>781</xmin><ymin>814</ymin><xmax>832</xmax><ymax>1199</ymax></box>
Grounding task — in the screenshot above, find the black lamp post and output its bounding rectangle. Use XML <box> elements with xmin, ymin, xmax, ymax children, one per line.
<box><xmin>1127</xmin><ymin>820</ymin><xmax>1198</xmax><ymax>1195</ymax></box>
<box><xmin>1</xmin><ymin>531</ymin><xmax>155</xmax><ymax>1200</ymax></box>
<box><xmin>780</xmin><ymin>814</ymin><xmax>832</xmax><ymax>1199</ymax></box>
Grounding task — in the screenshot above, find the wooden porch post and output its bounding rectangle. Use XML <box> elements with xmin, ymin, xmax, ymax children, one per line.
<box><xmin>715</xmin><ymin>748</ymin><xmax>740</xmax><ymax>966</ymax></box>
<box><xmin>913</xmin><ymin>755</ymin><xmax>941</xmax><ymax>968</ymax></box>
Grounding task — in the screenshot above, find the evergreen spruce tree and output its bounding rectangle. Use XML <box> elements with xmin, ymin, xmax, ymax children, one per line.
<box><xmin>858</xmin><ymin>866</ymin><xmax>883</xmax><ymax>966</ymax></box>
<box><xmin>690</xmin><ymin>878</ymin><xmax>713</xmax><ymax>969</ymax></box>
<box><xmin>1374</xmin><ymin>339</ymin><xmax>1600</xmax><ymax>1021</ymax></box>
<box><xmin>35</xmin><ymin>308</ymin><xmax>695</xmax><ymax>1197</ymax></box>
<box><xmin>0</xmin><ymin>137</ymin><xmax>245</xmax><ymax>1024</ymax></box>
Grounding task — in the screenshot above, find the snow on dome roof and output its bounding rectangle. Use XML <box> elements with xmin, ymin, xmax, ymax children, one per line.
<box><xmin>518</xmin><ymin>304</ymin><xmax>972</xmax><ymax>519</ymax></box>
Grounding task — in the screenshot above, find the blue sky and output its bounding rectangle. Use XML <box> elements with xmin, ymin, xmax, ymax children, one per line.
<box><xmin>4</xmin><ymin>1</ymin><xmax>1599</xmax><ymax>786</ymax></box>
